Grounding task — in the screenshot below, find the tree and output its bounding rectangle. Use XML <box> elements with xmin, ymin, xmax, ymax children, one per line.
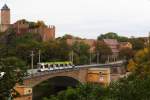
<box><xmin>127</xmin><ymin>48</ymin><xmax>150</xmax><ymax>77</ymax></box>
<box><xmin>119</xmin><ymin>48</ymin><xmax>134</xmax><ymax>60</ymax></box>
<box><xmin>57</xmin><ymin>40</ymin><xmax>71</xmax><ymax>60</ymax></box>
<box><xmin>98</xmin><ymin>32</ymin><xmax>118</xmax><ymax>40</ymax></box>
<box><xmin>97</xmin><ymin>32</ymin><xmax>128</xmax><ymax>42</ymax></box>
<box><xmin>109</xmin><ymin>74</ymin><xmax>150</xmax><ymax>100</ymax></box>
<box><xmin>0</xmin><ymin>57</ymin><xmax>27</xmax><ymax>100</ymax></box>
<box><xmin>129</xmin><ymin>38</ymin><xmax>145</xmax><ymax>51</ymax></box>
<box><xmin>95</xmin><ymin>41</ymin><xmax>112</xmax><ymax>63</ymax></box>
<box><xmin>61</xmin><ymin>34</ymin><xmax>74</xmax><ymax>40</ymax></box>
<box><xmin>36</xmin><ymin>21</ymin><xmax>46</xmax><ymax>27</ymax></box>
<box><xmin>127</xmin><ymin>59</ymin><xmax>136</xmax><ymax>72</ymax></box>
<box><xmin>72</xmin><ymin>41</ymin><xmax>90</xmax><ymax>65</ymax></box>
<box><xmin>44</xmin><ymin>84</ymin><xmax>108</xmax><ymax>100</ymax></box>
<box><xmin>14</xmin><ymin>32</ymin><xmax>42</xmax><ymax>65</ymax></box>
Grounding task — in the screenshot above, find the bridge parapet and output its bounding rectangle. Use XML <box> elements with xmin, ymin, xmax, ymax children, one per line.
<box><xmin>23</xmin><ymin>68</ymin><xmax>88</xmax><ymax>88</ymax></box>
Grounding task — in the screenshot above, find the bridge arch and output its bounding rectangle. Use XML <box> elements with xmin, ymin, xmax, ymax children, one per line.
<box><xmin>24</xmin><ymin>69</ymin><xmax>88</xmax><ymax>87</ymax></box>
<box><xmin>33</xmin><ymin>75</ymin><xmax>81</xmax><ymax>88</ymax></box>
<box><xmin>32</xmin><ymin>76</ymin><xmax>80</xmax><ymax>100</ymax></box>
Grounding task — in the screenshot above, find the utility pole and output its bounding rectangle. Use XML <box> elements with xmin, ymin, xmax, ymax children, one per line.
<box><xmin>89</xmin><ymin>51</ymin><xmax>92</xmax><ymax>64</ymax></box>
<box><xmin>148</xmin><ymin>32</ymin><xmax>150</xmax><ymax>49</ymax></box>
<box><xmin>69</xmin><ymin>52</ymin><xmax>71</xmax><ymax>62</ymax></box>
<box><xmin>31</xmin><ymin>51</ymin><xmax>34</xmax><ymax>76</ymax></box>
<box><xmin>72</xmin><ymin>51</ymin><xmax>74</xmax><ymax>63</ymax></box>
<box><xmin>69</xmin><ymin>51</ymin><xmax>73</xmax><ymax>62</ymax></box>
<box><xmin>148</xmin><ymin>32</ymin><xmax>150</xmax><ymax>58</ymax></box>
<box><xmin>38</xmin><ymin>50</ymin><xmax>41</xmax><ymax>63</ymax></box>
<box><xmin>70</xmin><ymin>51</ymin><xmax>74</xmax><ymax>63</ymax></box>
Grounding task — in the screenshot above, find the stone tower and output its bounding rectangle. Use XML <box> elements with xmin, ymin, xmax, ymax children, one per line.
<box><xmin>1</xmin><ymin>4</ymin><xmax>10</xmax><ymax>25</ymax></box>
<box><xmin>0</xmin><ymin>4</ymin><xmax>10</xmax><ymax>32</ymax></box>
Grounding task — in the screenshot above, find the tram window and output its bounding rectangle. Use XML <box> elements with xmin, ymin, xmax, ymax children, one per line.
<box><xmin>60</xmin><ymin>64</ymin><xmax>63</xmax><ymax>67</ymax></box>
<box><xmin>50</xmin><ymin>64</ymin><xmax>53</xmax><ymax>67</ymax></box>
<box><xmin>45</xmin><ymin>64</ymin><xmax>48</xmax><ymax>68</ymax></box>
<box><xmin>56</xmin><ymin>64</ymin><xmax>59</xmax><ymax>67</ymax></box>
<box><xmin>65</xmin><ymin>64</ymin><xmax>68</xmax><ymax>66</ymax></box>
<box><xmin>40</xmin><ymin>65</ymin><xmax>43</xmax><ymax>68</ymax></box>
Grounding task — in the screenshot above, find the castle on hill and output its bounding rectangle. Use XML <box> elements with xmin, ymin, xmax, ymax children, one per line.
<box><xmin>0</xmin><ymin>4</ymin><xmax>55</xmax><ymax>41</ymax></box>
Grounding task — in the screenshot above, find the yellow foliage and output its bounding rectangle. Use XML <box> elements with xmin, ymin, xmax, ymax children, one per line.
<box><xmin>127</xmin><ymin>59</ymin><xmax>136</xmax><ymax>72</ymax></box>
<box><xmin>128</xmin><ymin>48</ymin><xmax>150</xmax><ymax>73</ymax></box>
<box><xmin>36</xmin><ymin>21</ymin><xmax>46</xmax><ymax>27</ymax></box>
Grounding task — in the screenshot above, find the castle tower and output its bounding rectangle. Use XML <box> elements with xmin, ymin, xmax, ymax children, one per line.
<box><xmin>1</xmin><ymin>4</ymin><xmax>10</xmax><ymax>25</ymax></box>
<box><xmin>0</xmin><ymin>4</ymin><xmax>10</xmax><ymax>32</ymax></box>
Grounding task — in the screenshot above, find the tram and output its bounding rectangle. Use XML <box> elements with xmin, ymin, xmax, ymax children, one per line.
<box><xmin>37</xmin><ymin>61</ymin><xmax>75</xmax><ymax>72</ymax></box>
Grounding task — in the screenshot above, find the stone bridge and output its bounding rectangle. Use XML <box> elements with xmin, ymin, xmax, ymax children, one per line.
<box><xmin>23</xmin><ymin>68</ymin><xmax>88</xmax><ymax>87</ymax></box>
<box><xmin>14</xmin><ymin>60</ymin><xmax>125</xmax><ymax>100</ymax></box>
<box><xmin>23</xmin><ymin>60</ymin><xmax>125</xmax><ymax>87</ymax></box>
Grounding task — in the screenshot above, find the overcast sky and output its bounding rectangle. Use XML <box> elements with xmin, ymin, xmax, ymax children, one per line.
<box><xmin>1</xmin><ymin>0</ymin><xmax>150</xmax><ymax>39</ymax></box>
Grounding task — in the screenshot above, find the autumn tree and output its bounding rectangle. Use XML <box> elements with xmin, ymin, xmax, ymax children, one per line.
<box><xmin>127</xmin><ymin>47</ymin><xmax>150</xmax><ymax>78</ymax></box>
<box><xmin>119</xmin><ymin>48</ymin><xmax>134</xmax><ymax>60</ymax></box>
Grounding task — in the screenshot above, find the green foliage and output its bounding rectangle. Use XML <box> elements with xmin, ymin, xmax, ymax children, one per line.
<box><xmin>0</xmin><ymin>29</ymin><xmax>93</xmax><ymax>65</ymax></box>
<box><xmin>98</xmin><ymin>32</ymin><xmax>118</xmax><ymax>40</ymax></box>
<box><xmin>98</xmin><ymin>32</ymin><xmax>128</xmax><ymax>42</ymax></box>
<box><xmin>72</xmin><ymin>41</ymin><xmax>90</xmax><ymax>65</ymax></box>
<box><xmin>109</xmin><ymin>74</ymin><xmax>150</xmax><ymax>100</ymax></box>
<box><xmin>95</xmin><ymin>41</ymin><xmax>112</xmax><ymax>62</ymax></box>
<box><xmin>42</xmin><ymin>40</ymin><xmax>71</xmax><ymax>62</ymax></box>
<box><xmin>129</xmin><ymin>38</ymin><xmax>145</xmax><ymax>51</ymax></box>
<box><xmin>44</xmin><ymin>84</ymin><xmax>108</xmax><ymax>100</ymax></box>
<box><xmin>0</xmin><ymin>57</ymin><xmax>27</xmax><ymax>100</ymax></box>
<box><xmin>60</xmin><ymin>34</ymin><xmax>74</xmax><ymax>40</ymax></box>
<box><xmin>0</xmin><ymin>31</ymin><xmax>73</xmax><ymax>66</ymax></box>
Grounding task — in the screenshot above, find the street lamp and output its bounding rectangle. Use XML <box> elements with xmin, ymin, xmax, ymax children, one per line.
<box><xmin>97</xmin><ymin>52</ymin><xmax>99</xmax><ymax>64</ymax></box>
<box><xmin>38</xmin><ymin>49</ymin><xmax>41</xmax><ymax>63</ymax></box>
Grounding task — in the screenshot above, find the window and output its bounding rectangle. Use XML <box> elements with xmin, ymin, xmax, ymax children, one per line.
<box><xmin>50</xmin><ymin>64</ymin><xmax>53</xmax><ymax>67</ymax></box>
<box><xmin>65</xmin><ymin>64</ymin><xmax>68</xmax><ymax>66</ymax></box>
<box><xmin>60</xmin><ymin>64</ymin><xmax>63</xmax><ymax>67</ymax></box>
<box><xmin>45</xmin><ymin>64</ymin><xmax>48</xmax><ymax>68</ymax></box>
<box><xmin>40</xmin><ymin>65</ymin><xmax>43</xmax><ymax>68</ymax></box>
<box><xmin>56</xmin><ymin>64</ymin><xmax>59</xmax><ymax>67</ymax></box>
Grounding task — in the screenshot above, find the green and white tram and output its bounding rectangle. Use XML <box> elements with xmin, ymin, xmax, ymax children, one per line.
<box><xmin>37</xmin><ymin>61</ymin><xmax>75</xmax><ymax>72</ymax></box>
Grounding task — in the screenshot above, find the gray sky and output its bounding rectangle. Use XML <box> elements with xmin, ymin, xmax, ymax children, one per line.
<box><xmin>1</xmin><ymin>0</ymin><xmax>150</xmax><ymax>39</ymax></box>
